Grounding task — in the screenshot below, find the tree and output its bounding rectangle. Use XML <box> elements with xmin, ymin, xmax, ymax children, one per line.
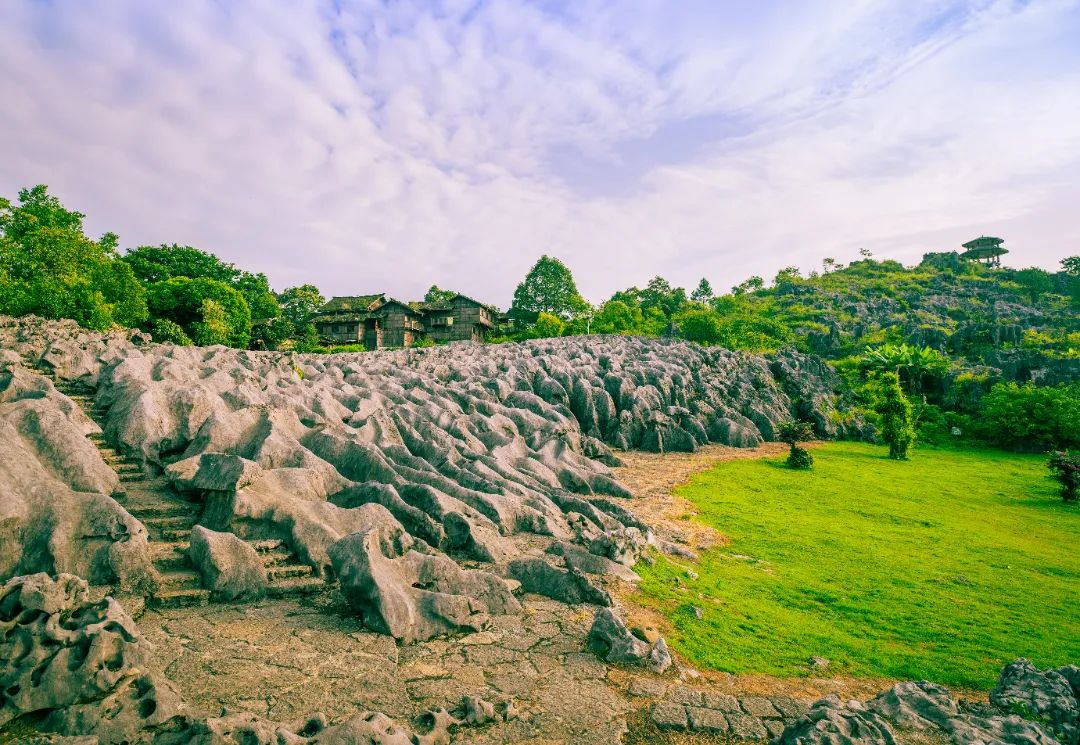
<box><xmin>639</xmin><ymin>276</ymin><xmax>687</xmax><ymax>318</ymax></box>
<box><xmin>509</xmin><ymin>255</ymin><xmax>589</xmax><ymax>322</ymax></box>
<box><xmin>1047</xmin><ymin>451</ymin><xmax>1079</xmax><ymax>503</ymax></box>
<box><xmin>860</xmin><ymin>344</ymin><xmax>950</xmax><ymax>394</ymax></box>
<box><xmin>277</xmin><ymin>284</ymin><xmax>325</xmax><ymax>328</ymax></box>
<box><xmin>859</xmin><ymin>248</ymin><xmax>874</xmax><ymax>258</ymax></box>
<box><xmin>529</xmin><ymin>312</ymin><xmax>566</xmax><ymax>339</ymax></box>
<box><xmin>146</xmin><ymin>277</ymin><xmax>252</xmax><ymax>347</ymax></box>
<box><xmin>123</xmin><ymin>243</ymin><xmax>280</xmax><ymax>323</ymax></box>
<box><xmin>1013</xmin><ymin>267</ymin><xmax>1052</xmax><ymax>303</ymax></box>
<box><xmin>773</xmin><ymin>266</ymin><xmax>803</xmax><ymax>286</ymax></box>
<box><xmin>777</xmin><ymin>420</ymin><xmax>815</xmax><ymax>469</ymax></box>
<box><xmin>0</xmin><ymin>185</ymin><xmax>147</xmax><ymax>330</ymax></box>
<box><xmin>875</xmin><ymin>371</ymin><xmax>915</xmax><ymax>459</ymax></box>
<box><xmin>1062</xmin><ymin>256</ymin><xmax>1080</xmax><ymax>276</ymax></box>
<box><xmin>424</xmin><ymin>285</ymin><xmax>457</xmax><ymax>305</ymax></box>
<box><xmin>592</xmin><ymin>300</ymin><xmax>641</xmax><ymax>334</ymax></box>
<box><xmin>677</xmin><ymin>308</ymin><xmax>723</xmax><ymax>344</ymax></box>
<box><xmin>690</xmin><ymin>278</ymin><xmax>714</xmax><ymax>304</ymax></box>
<box><xmin>822</xmin><ymin>257</ymin><xmax>842</xmax><ymax>273</ymax></box>
<box><xmin>731</xmin><ymin>276</ymin><xmax>764</xmax><ymax>295</ymax></box>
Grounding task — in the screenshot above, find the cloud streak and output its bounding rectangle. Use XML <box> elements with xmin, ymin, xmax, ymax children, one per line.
<box><xmin>1</xmin><ymin>0</ymin><xmax>1078</xmax><ymax>306</ymax></box>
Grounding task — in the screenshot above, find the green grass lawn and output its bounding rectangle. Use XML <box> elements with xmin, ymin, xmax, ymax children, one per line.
<box><xmin>632</xmin><ymin>442</ymin><xmax>1079</xmax><ymax>689</ymax></box>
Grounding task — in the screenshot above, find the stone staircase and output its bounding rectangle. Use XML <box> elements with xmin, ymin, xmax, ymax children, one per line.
<box><xmin>57</xmin><ymin>384</ymin><xmax>325</xmax><ymax>606</ymax></box>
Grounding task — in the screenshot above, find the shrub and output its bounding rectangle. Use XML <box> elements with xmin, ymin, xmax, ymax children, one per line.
<box><xmin>874</xmin><ymin>371</ymin><xmax>915</xmax><ymax>460</ymax></box>
<box><xmin>327</xmin><ymin>343</ymin><xmax>366</xmax><ymax>353</ymax></box>
<box><xmin>150</xmin><ymin>318</ymin><xmax>192</xmax><ymax>346</ymax></box>
<box><xmin>777</xmin><ymin>420</ymin><xmax>815</xmax><ymax>469</ymax></box>
<box><xmin>678</xmin><ymin>308</ymin><xmax>723</xmax><ymax>344</ymax></box>
<box><xmin>1048</xmin><ymin>451</ymin><xmax>1080</xmax><ymax>503</ymax></box>
<box><xmin>529</xmin><ymin>312</ymin><xmax>566</xmax><ymax>339</ymax></box>
<box><xmin>975</xmin><ymin>382</ymin><xmax>1080</xmax><ymax>451</ymax></box>
<box><xmin>146</xmin><ymin>276</ymin><xmax>252</xmax><ymax>348</ymax></box>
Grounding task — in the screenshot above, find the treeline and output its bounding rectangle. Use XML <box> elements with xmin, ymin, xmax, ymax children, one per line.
<box><xmin>0</xmin><ymin>186</ymin><xmax>325</xmax><ymax>351</ymax></box>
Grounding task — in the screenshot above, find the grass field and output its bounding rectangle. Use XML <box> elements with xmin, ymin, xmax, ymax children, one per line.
<box><xmin>632</xmin><ymin>442</ymin><xmax>1080</xmax><ymax>689</ymax></box>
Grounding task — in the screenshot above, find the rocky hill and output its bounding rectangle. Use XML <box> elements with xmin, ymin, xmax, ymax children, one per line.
<box><xmin>0</xmin><ymin>315</ymin><xmax>841</xmax><ymax>637</ymax></box>
<box><xmin>748</xmin><ymin>256</ymin><xmax>1079</xmax><ymax>385</ymax></box>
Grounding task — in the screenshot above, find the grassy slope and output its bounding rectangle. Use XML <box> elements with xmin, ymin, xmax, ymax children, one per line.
<box><xmin>632</xmin><ymin>442</ymin><xmax>1079</xmax><ymax>689</ymax></box>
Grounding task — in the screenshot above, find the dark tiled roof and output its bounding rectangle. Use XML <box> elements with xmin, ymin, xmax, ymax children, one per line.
<box><xmin>318</xmin><ymin>294</ymin><xmax>385</xmax><ymax>313</ymax></box>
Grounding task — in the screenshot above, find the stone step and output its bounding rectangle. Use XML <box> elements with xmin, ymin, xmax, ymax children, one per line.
<box><xmin>149</xmin><ymin>587</ymin><xmax>211</xmax><ymax>609</ymax></box>
<box><xmin>127</xmin><ymin>502</ymin><xmax>192</xmax><ymax>519</ymax></box>
<box><xmin>142</xmin><ymin>514</ymin><xmax>195</xmax><ymax>530</ymax></box>
<box><xmin>119</xmin><ymin>473</ymin><xmax>148</xmax><ymax>484</ymax></box>
<box><xmin>267</xmin><ymin>576</ymin><xmax>324</xmax><ymax>598</ymax></box>
<box><xmin>158</xmin><ymin>526</ymin><xmax>191</xmax><ymax>542</ymax></box>
<box><xmin>252</xmin><ymin>539</ymin><xmax>286</xmax><ymax>554</ymax></box>
<box><xmin>157</xmin><ymin>568</ymin><xmax>202</xmax><ymax>589</ymax></box>
<box><xmin>266</xmin><ymin>563</ymin><xmax>315</xmax><ymax>581</ymax></box>
<box><xmin>150</xmin><ymin>545</ymin><xmax>191</xmax><ymax>572</ymax></box>
<box><xmin>260</xmin><ymin>547</ymin><xmax>294</xmax><ymax>567</ymax></box>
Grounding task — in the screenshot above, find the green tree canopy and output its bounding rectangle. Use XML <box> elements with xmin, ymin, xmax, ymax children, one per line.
<box><xmin>690</xmin><ymin>278</ymin><xmax>714</xmax><ymax>304</ymax></box>
<box><xmin>146</xmin><ymin>277</ymin><xmax>252</xmax><ymax>347</ymax></box>
<box><xmin>423</xmin><ymin>285</ymin><xmax>458</xmax><ymax>305</ymax></box>
<box><xmin>677</xmin><ymin>308</ymin><xmax>723</xmax><ymax>344</ymax></box>
<box><xmin>0</xmin><ymin>185</ymin><xmax>147</xmax><ymax>330</ymax></box>
<box><xmin>123</xmin><ymin>244</ymin><xmax>279</xmax><ymax>321</ymax></box>
<box><xmin>1011</xmin><ymin>267</ymin><xmax>1053</xmax><ymax>303</ymax></box>
<box><xmin>639</xmin><ymin>276</ymin><xmax>687</xmax><ymax>319</ymax></box>
<box><xmin>509</xmin><ymin>255</ymin><xmax>589</xmax><ymax>322</ymax></box>
<box><xmin>277</xmin><ymin>284</ymin><xmax>325</xmax><ymax>327</ymax></box>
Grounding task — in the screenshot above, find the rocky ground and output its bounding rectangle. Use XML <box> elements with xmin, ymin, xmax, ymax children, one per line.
<box><xmin>1</xmin><ymin>315</ymin><xmax>1077</xmax><ymax>744</ymax></box>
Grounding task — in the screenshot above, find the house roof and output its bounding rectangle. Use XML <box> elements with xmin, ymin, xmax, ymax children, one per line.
<box><xmin>317</xmin><ymin>294</ymin><xmax>385</xmax><ymax>313</ymax></box>
<box><xmin>417</xmin><ymin>293</ymin><xmax>500</xmax><ymax>315</ymax></box>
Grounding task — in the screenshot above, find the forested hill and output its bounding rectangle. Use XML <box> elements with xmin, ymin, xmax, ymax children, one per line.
<box><xmin>710</xmin><ymin>254</ymin><xmax>1079</xmax><ymax>383</ymax></box>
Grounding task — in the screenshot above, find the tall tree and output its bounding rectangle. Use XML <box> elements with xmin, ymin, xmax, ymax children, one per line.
<box><xmin>690</xmin><ymin>278</ymin><xmax>714</xmax><ymax>304</ymax></box>
<box><xmin>509</xmin><ymin>255</ymin><xmax>589</xmax><ymax>322</ymax></box>
<box><xmin>423</xmin><ymin>285</ymin><xmax>457</xmax><ymax>305</ymax></box>
<box><xmin>0</xmin><ymin>185</ymin><xmax>146</xmax><ymax>330</ymax></box>
<box><xmin>639</xmin><ymin>276</ymin><xmax>687</xmax><ymax>318</ymax></box>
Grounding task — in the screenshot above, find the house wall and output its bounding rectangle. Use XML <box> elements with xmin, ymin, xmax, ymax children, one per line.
<box><xmin>380</xmin><ymin>308</ymin><xmax>424</xmax><ymax>348</ymax></box>
<box><xmin>315</xmin><ymin>321</ymin><xmax>363</xmax><ymax>344</ymax></box>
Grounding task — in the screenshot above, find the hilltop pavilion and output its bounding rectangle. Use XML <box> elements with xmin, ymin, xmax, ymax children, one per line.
<box><xmin>960</xmin><ymin>236</ymin><xmax>1008</xmax><ymax>266</ymax></box>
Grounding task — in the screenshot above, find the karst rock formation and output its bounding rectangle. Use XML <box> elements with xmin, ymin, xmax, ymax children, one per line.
<box><xmin>1</xmin><ymin>314</ymin><xmax>843</xmax><ymax>634</ymax></box>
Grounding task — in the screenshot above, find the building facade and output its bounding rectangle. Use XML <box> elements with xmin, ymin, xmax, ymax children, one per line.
<box><xmin>313</xmin><ymin>293</ymin><xmax>498</xmax><ymax>349</ymax></box>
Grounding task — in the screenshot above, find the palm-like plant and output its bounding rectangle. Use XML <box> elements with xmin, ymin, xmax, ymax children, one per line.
<box><xmin>860</xmin><ymin>343</ymin><xmax>950</xmax><ymax>393</ymax></box>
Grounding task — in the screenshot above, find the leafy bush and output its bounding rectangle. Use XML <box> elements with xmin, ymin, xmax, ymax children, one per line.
<box><xmin>1047</xmin><ymin>451</ymin><xmax>1080</xmax><ymax>503</ymax></box>
<box><xmin>529</xmin><ymin>312</ymin><xmax>566</xmax><ymax>339</ymax></box>
<box><xmin>150</xmin><ymin>318</ymin><xmax>192</xmax><ymax>346</ymax></box>
<box><xmin>777</xmin><ymin>420</ymin><xmax>815</xmax><ymax>469</ymax></box>
<box><xmin>678</xmin><ymin>308</ymin><xmax>723</xmax><ymax>344</ymax></box>
<box><xmin>860</xmin><ymin>344</ymin><xmax>950</xmax><ymax>394</ymax></box>
<box><xmin>975</xmin><ymin>382</ymin><xmax>1080</xmax><ymax>451</ymax></box>
<box><xmin>874</xmin><ymin>372</ymin><xmax>915</xmax><ymax>459</ymax></box>
<box><xmin>327</xmin><ymin>343</ymin><xmax>366</xmax><ymax>353</ymax></box>
<box><xmin>146</xmin><ymin>276</ymin><xmax>252</xmax><ymax>348</ymax></box>
<box><xmin>787</xmin><ymin>446</ymin><xmax>815</xmax><ymax>469</ymax></box>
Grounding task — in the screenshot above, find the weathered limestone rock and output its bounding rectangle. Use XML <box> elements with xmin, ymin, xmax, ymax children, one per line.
<box><xmin>328</xmin><ymin>506</ymin><xmax>520</xmax><ymax>643</ymax></box>
<box><xmin>587</xmin><ymin>608</ymin><xmax>671</xmax><ymax>674</ymax></box>
<box><xmin>188</xmin><ymin>525</ymin><xmax>268</xmax><ymax>601</ymax></box>
<box><xmin>989</xmin><ymin>658</ymin><xmax>1079</xmax><ymax>745</ymax></box>
<box><xmin>507</xmin><ymin>558</ymin><xmax>612</xmax><ymax>606</ymax></box>
<box><xmin>0</xmin><ymin>573</ymin><xmax>181</xmax><ymax>741</ymax></box>
<box><xmin>774</xmin><ymin>695</ymin><xmax>897</xmax><ymax>745</ymax></box>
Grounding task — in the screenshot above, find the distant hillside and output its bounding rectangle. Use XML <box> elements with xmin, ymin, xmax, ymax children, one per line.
<box><xmin>727</xmin><ymin>254</ymin><xmax>1079</xmax><ymax>386</ymax></box>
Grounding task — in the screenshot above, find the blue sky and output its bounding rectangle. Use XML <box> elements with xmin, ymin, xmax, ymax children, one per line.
<box><xmin>2</xmin><ymin>0</ymin><xmax>1078</xmax><ymax>306</ymax></box>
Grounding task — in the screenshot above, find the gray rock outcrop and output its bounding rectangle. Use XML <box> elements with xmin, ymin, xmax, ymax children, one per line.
<box><xmin>328</xmin><ymin>506</ymin><xmax>520</xmax><ymax>643</ymax></box>
<box><xmin>989</xmin><ymin>658</ymin><xmax>1079</xmax><ymax>745</ymax></box>
<box><xmin>188</xmin><ymin>525</ymin><xmax>268</xmax><ymax>601</ymax></box>
<box><xmin>0</xmin><ymin>573</ymin><xmax>182</xmax><ymax>741</ymax></box>
<box><xmin>587</xmin><ymin>607</ymin><xmax>671</xmax><ymax>674</ymax></box>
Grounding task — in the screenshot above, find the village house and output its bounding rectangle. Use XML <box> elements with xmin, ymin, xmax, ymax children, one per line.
<box><xmin>313</xmin><ymin>292</ymin><xmax>499</xmax><ymax>349</ymax></box>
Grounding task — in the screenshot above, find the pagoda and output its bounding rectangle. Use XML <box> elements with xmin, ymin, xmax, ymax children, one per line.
<box><xmin>960</xmin><ymin>236</ymin><xmax>1007</xmax><ymax>266</ymax></box>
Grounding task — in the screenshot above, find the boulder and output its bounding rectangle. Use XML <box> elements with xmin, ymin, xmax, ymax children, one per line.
<box><xmin>328</xmin><ymin>506</ymin><xmax>520</xmax><ymax>643</ymax></box>
<box><xmin>773</xmin><ymin>695</ymin><xmax>897</xmax><ymax>745</ymax></box>
<box><xmin>507</xmin><ymin>557</ymin><xmax>612</xmax><ymax>606</ymax></box>
<box><xmin>0</xmin><ymin>573</ymin><xmax>181</xmax><ymax>741</ymax></box>
<box><xmin>587</xmin><ymin>607</ymin><xmax>672</xmax><ymax>673</ymax></box>
<box><xmin>990</xmin><ymin>658</ymin><xmax>1079</xmax><ymax>745</ymax></box>
<box><xmin>188</xmin><ymin>525</ymin><xmax>268</xmax><ymax>601</ymax></box>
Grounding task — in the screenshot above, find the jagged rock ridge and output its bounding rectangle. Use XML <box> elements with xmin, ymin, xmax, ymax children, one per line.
<box><xmin>1</xmin><ymin>315</ymin><xmax>841</xmax><ymax>640</ymax></box>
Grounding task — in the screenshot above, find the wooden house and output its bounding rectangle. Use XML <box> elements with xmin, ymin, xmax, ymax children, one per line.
<box><xmin>418</xmin><ymin>294</ymin><xmax>497</xmax><ymax>344</ymax></box>
<box><xmin>314</xmin><ymin>292</ymin><xmax>498</xmax><ymax>349</ymax></box>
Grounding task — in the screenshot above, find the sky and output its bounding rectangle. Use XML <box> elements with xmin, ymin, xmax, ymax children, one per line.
<box><xmin>2</xmin><ymin>0</ymin><xmax>1079</xmax><ymax>307</ymax></box>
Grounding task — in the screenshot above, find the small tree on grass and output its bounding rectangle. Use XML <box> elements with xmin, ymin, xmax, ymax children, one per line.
<box><xmin>777</xmin><ymin>420</ymin><xmax>815</xmax><ymax>469</ymax></box>
<box><xmin>1048</xmin><ymin>451</ymin><xmax>1079</xmax><ymax>503</ymax></box>
<box><xmin>875</xmin><ymin>371</ymin><xmax>915</xmax><ymax>459</ymax></box>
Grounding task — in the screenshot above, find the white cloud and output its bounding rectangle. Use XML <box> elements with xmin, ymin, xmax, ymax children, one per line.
<box><xmin>1</xmin><ymin>0</ymin><xmax>1078</xmax><ymax>307</ymax></box>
